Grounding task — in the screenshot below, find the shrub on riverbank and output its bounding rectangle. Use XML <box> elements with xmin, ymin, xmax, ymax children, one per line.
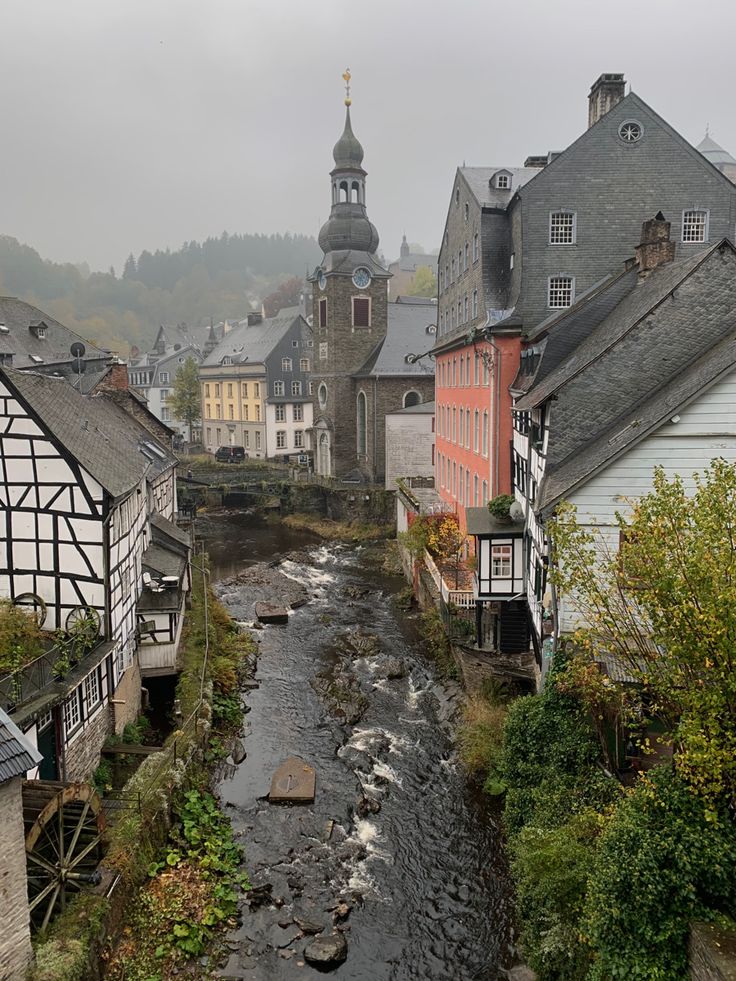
<box><xmin>457</xmin><ymin>693</ymin><xmax>506</xmax><ymax>778</ymax></box>
<box><xmin>282</xmin><ymin>511</ymin><xmax>393</xmax><ymax>542</ymax></box>
<box><xmin>499</xmin><ymin>655</ymin><xmax>736</xmax><ymax>980</ymax></box>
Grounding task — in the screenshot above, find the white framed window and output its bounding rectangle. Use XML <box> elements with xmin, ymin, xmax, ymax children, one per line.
<box><xmin>510</xmin><ymin>253</ymin><xmax>515</xmax><ymax>269</ymax></box>
<box><xmin>294</xmin><ymin>430</ymin><xmax>304</xmax><ymax>448</ymax></box>
<box><xmin>293</xmin><ymin>404</ymin><xmax>303</xmax><ymax>421</ymax></box>
<box><xmin>464</xmin><ymin>295</ymin><xmax>468</xmax><ymax>323</ymax></box>
<box><xmin>482</xmin><ymin>410</ymin><xmax>489</xmax><ymax>456</ymax></box>
<box><xmin>255</xmin><ymin>431</ymin><xmax>261</xmax><ymax>449</ymax></box>
<box><xmin>300</xmin><ymin>358</ymin><xmax>310</xmax><ymax>371</ymax></box>
<box><xmin>496</xmin><ymin>173</ymin><xmax>510</xmax><ymax>189</ymax></box>
<box><xmin>38</xmin><ymin>709</ymin><xmax>53</xmax><ymax>730</ymax></box>
<box><xmin>159</xmin><ymin>371</ymin><xmax>169</xmax><ymax>383</ymax></box>
<box><xmin>276</xmin><ymin>431</ymin><xmax>286</xmax><ymax>449</ymax></box>
<box><xmin>160</xmin><ymin>389</ymin><xmax>169</xmax><ymax>402</ymax></box>
<box><xmin>464</xmin><ymin>243</ymin><xmax>469</xmax><ymax>270</ymax></box>
<box><xmin>244</xmin><ymin>432</ymin><xmax>250</xmax><ymax>448</ymax></box>
<box><xmin>84</xmin><ymin>669</ymin><xmax>101</xmax><ymax>710</ymax></box>
<box><xmin>318</xmin><ymin>383</ymin><xmax>327</xmax><ymax>409</ymax></box>
<box><xmin>291</xmin><ymin>381</ymin><xmax>302</xmax><ymax>396</ymax></box>
<box><xmin>162</xmin><ymin>407</ymin><xmax>170</xmax><ymax>421</ymax></box>
<box><xmin>308</xmin><ymin>381</ymin><xmax>314</xmax><ymax>395</ymax></box>
<box><xmin>221</xmin><ymin>356</ymin><xmax>233</xmax><ymax>366</ymax></box>
<box><xmin>64</xmin><ymin>690</ymin><xmax>82</xmax><ymax>735</ymax></box>
<box><xmin>241</xmin><ymin>382</ymin><xmax>248</xmax><ymax>397</ymax></box>
<box><xmin>281</xmin><ymin>357</ymin><xmax>292</xmax><ymax>371</ymax></box>
<box><xmin>273</xmin><ymin>381</ymin><xmax>285</xmax><ymax>396</ymax></box>
<box><xmin>549</xmin><ymin>211</ymin><xmax>576</xmax><ymax>245</ymax></box>
<box><xmin>482</xmin><ymin>480</ymin><xmax>488</xmax><ymax>504</ymax></box>
<box><xmin>682</xmin><ymin>209</ymin><xmax>709</xmax><ymax>243</ymax></box>
<box><xmin>275</xmin><ymin>404</ymin><xmax>286</xmax><ymax>422</ymax></box>
<box><xmin>473</xmin><ymin>233</ymin><xmax>479</xmax><ymax>262</ymax></box>
<box><xmin>491</xmin><ymin>544</ymin><xmax>512</xmax><ymax>577</ymax></box>
<box><xmin>474</xmin><ymin>410</ymin><xmax>479</xmax><ymax>452</ymax></box>
<box><xmin>548</xmin><ymin>275</ymin><xmax>574</xmax><ymax>309</ymax></box>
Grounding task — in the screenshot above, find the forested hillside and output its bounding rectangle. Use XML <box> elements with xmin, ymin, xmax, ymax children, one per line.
<box><xmin>0</xmin><ymin>232</ymin><xmax>320</xmax><ymax>354</ymax></box>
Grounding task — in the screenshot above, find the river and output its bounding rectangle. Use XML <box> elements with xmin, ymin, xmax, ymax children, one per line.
<box><xmin>200</xmin><ymin>511</ymin><xmax>512</xmax><ymax>980</ymax></box>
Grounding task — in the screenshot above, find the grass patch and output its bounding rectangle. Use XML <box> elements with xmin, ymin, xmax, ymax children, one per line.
<box><xmin>31</xmin><ymin>894</ymin><xmax>109</xmax><ymax>981</ymax></box>
<box><xmin>418</xmin><ymin>606</ymin><xmax>459</xmax><ymax>680</ymax></box>
<box><xmin>282</xmin><ymin>512</ymin><xmax>393</xmax><ymax>542</ymax></box>
<box><xmin>457</xmin><ymin>694</ymin><xmax>507</xmax><ymax>777</ymax></box>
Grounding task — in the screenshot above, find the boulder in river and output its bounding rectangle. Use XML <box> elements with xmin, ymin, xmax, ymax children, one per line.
<box><xmin>230</xmin><ymin>738</ymin><xmax>247</xmax><ymax>765</ymax></box>
<box><xmin>304</xmin><ymin>931</ymin><xmax>348</xmax><ymax>968</ymax></box>
<box><xmin>374</xmin><ymin>656</ymin><xmax>407</xmax><ymax>679</ymax></box>
<box><xmin>255</xmin><ymin>601</ymin><xmax>289</xmax><ymax>624</ymax></box>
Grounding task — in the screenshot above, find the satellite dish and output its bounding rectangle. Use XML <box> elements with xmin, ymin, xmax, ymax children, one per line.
<box><xmin>509</xmin><ymin>500</ymin><xmax>525</xmax><ymax>522</ymax></box>
<box><xmin>70</xmin><ymin>342</ymin><xmax>86</xmax><ymax>359</ymax></box>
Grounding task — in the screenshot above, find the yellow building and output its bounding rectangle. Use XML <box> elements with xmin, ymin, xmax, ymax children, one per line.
<box><xmin>199</xmin><ymin>310</ymin><xmax>313</xmax><ymax>458</ymax></box>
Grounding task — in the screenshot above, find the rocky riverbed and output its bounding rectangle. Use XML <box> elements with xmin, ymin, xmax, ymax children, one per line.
<box><xmin>202</xmin><ymin>514</ymin><xmax>512</xmax><ymax>980</ymax></box>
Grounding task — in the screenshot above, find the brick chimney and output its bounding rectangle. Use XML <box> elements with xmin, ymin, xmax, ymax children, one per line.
<box><xmin>588</xmin><ymin>73</ymin><xmax>626</xmax><ymax>128</ymax></box>
<box><xmin>247</xmin><ymin>312</ymin><xmax>263</xmax><ymax>326</ymax></box>
<box><xmin>635</xmin><ymin>213</ymin><xmax>676</xmax><ymax>274</ymax></box>
<box><xmin>101</xmin><ymin>357</ymin><xmax>129</xmax><ymax>391</ymax></box>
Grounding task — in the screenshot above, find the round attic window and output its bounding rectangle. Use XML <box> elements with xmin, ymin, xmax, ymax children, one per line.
<box><xmin>618</xmin><ymin>120</ymin><xmax>643</xmax><ymax>143</ymax></box>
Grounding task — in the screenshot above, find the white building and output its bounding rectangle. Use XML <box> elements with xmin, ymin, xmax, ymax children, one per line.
<box><xmin>129</xmin><ymin>324</ymin><xmax>205</xmax><ymax>440</ymax></box>
<box><xmin>384</xmin><ymin>400</ymin><xmax>435</xmax><ymax>491</ymax></box>
<box><xmin>510</xmin><ymin>225</ymin><xmax>736</xmax><ymax>669</ymax></box>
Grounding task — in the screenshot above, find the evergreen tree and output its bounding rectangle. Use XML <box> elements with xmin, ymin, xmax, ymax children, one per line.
<box><xmin>122</xmin><ymin>253</ymin><xmax>137</xmax><ymax>279</ymax></box>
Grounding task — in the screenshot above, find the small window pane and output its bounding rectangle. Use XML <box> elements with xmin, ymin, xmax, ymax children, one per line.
<box><xmin>682</xmin><ymin>210</ymin><xmax>707</xmax><ymax>243</ymax></box>
<box><xmin>550</xmin><ymin>212</ymin><xmax>575</xmax><ymax>245</ymax></box>
<box><xmin>548</xmin><ymin>276</ymin><xmax>574</xmax><ymax>308</ymax></box>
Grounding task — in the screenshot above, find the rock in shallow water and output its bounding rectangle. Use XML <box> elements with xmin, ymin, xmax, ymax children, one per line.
<box><xmin>303</xmin><ymin>931</ymin><xmax>348</xmax><ymax>967</ymax></box>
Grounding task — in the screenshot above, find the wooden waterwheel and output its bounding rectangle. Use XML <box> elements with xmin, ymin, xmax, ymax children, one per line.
<box><xmin>22</xmin><ymin>780</ymin><xmax>106</xmax><ymax>932</ymax></box>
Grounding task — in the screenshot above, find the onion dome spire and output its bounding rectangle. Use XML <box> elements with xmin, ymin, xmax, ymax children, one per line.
<box><xmin>332</xmin><ymin>70</ymin><xmax>364</xmax><ymax>169</ymax></box>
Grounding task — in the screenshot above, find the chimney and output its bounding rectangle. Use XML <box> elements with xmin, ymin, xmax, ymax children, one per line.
<box><xmin>524</xmin><ymin>155</ymin><xmax>548</xmax><ymax>169</ymax></box>
<box><xmin>588</xmin><ymin>73</ymin><xmax>626</xmax><ymax>128</ymax></box>
<box><xmin>635</xmin><ymin>213</ymin><xmax>676</xmax><ymax>274</ymax></box>
<box><xmin>247</xmin><ymin>312</ymin><xmax>263</xmax><ymax>327</ymax></box>
<box><xmin>103</xmin><ymin>357</ymin><xmax>129</xmax><ymax>391</ymax></box>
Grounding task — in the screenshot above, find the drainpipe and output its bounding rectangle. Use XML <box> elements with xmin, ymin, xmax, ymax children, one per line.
<box><xmin>481</xmin><ymin>313</ymin><xmax>502</xmax><ymax>497</ymax></box>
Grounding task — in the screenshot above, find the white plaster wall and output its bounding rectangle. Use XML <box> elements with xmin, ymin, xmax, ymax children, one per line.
<box><xmin>385</xmin><ymin>412</ymin><xmax>435</xmax><ymax>490</ymax></box>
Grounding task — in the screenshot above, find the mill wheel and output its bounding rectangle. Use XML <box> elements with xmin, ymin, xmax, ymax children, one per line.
<box><xmin>65</xmin><ymin>606</ymin><xmax>101</xmax><ymax>644</ymax></box>
<box><xmin>23</xmin><ymin>780</ymin><xmax>106</xmax><ymax>932</ymax></box>
<box><xmin>14</xmin><ymin>592</ymin><xmax>47</xmax><ymax>628</ymax></box>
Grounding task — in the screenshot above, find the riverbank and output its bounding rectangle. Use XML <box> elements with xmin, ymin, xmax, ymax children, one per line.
<box><xmin>30</xmin><ymin>561</ymin><xmax>258</xmax><ymax>981</ymax></box>
<box><xmin>280</xmin><ymin>511</ymin><xmax>394</xmax><ymax>542</ymax></box>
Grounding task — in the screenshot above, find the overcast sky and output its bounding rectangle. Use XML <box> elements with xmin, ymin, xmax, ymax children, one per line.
<box><xmin>2</xmin><ymin>0</ymin><xmax>735</xmax><ymax>272</ymax></box>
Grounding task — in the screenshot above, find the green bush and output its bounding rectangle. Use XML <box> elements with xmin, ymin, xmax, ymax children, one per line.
<box><xmin>457</xmin><ymin>695</ymin><xmax>507</xmax><ymax>776</ymax></box>
<box><xmin>584</xmin><ymin>767</ymin><xmax>736</xmax><ymax>981</ymax></box>
<box><xmin>511</xmin><ymin>812</ymin><xmax>600</xmax><ymax>980</ymax></box>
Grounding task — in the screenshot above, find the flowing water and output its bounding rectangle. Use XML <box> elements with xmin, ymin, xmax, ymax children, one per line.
<box><xmin>201</xmin><ymin>511</ymin><xmax>512</xmax><ymax>980</ymax></box>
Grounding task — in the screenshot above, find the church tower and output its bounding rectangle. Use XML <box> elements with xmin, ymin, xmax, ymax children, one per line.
<box><xmin>309</xmin><ymin>71</ymin><xmax>391</xmax><ymax>478</ymax></box>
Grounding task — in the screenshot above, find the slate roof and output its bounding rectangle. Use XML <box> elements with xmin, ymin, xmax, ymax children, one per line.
<box><xmin>316</xmin><ymin>250</ymin><xmax>391</xmax><ymax>278</ymax></box>
<box><xmin>460</xmin><ymin>167</ymin><xmax>541</xmax><ymax>208</ymax></box>
<box><xmin>355</xmin><ymin>300</ymin><xmax>437</xmax><ymax>378</ymax></box>
<box><xmin>150</xmin><ymin>512</ymin><xmax>191</xmax><ymax>551</ymax></box>
<box><xmin>0</xmin><ymin>706</ymin><xmax>42</xmax><ymax>782</ymax></box>
<box><xmin>202</xmin><ymin>312</ymin><xmax>305</xmax><ymax>367</ymax></box>
<box><xmin>3</xmin><ymin>367</ymin><xmax>177</xmax><ymax>499</ymax></box>
<box><xmin>466</xmin><ymin>507</ymin><xmax>524</xmax><ymax>536</ymax></box>
<box><xmin>0</xmin><ymin>296</ymin><xmax>110</xmax><ymax>369</ymax></box>
<box><xmin>697</xmin><ymin>134</ymin><xmax>736</xmax><ymax>167</ymax></box>
<box><xmin>517</xmin><ymin>241</ymin><xmax>736</xmax><ymax>511</ymax></box>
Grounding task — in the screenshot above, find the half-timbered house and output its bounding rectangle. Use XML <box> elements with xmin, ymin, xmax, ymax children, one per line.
<box><xmin>0</xmin><ymin>366</ymin><xmax>184</xmax><ymax>781</ymax></box>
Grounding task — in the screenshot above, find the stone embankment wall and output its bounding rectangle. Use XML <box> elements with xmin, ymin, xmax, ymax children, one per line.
<box><xmin>690</xmin><ymin>922</ymin><xmax>736</xmax><ymax>980</ymax></box>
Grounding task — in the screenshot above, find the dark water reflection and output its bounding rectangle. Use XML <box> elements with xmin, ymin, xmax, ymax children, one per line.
<box><xmin>202</xmin><ymin>511</ymin><xmax>512</xmax><ymax>980</ymax></box>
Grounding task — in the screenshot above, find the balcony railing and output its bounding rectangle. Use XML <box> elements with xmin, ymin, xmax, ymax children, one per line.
<box><xmin>0</xmin><ymin>634</ymin><xmax>104</xmax><ymax>713</ymax></box>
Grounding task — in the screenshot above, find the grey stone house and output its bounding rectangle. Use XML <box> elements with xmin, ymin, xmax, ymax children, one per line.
<box><xmin>433</xmin><ymin>72</ymin><xmax>736</xmax><ymax>516</ymax></box>
<box><xmin>308</xmin><ymin>101</ymin><xmax>435</xmax><ymax>483</ymax></box>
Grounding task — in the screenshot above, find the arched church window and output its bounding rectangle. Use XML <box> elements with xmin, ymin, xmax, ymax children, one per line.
<box><xmin>318</xmin><ymin>383</ymin><xmax>328</xmax><ymax>409</ymax></box>
<box><xmin>357</xmin><ymin>391</ymin><xmax>367</xmax><ymax>456</ymax></box>
<box><xmin>403</xmin><ymin>391</ymin><xmax>421</xmax><ymax>408</ymax></box>
<box><xmin>339</xmin><ymin>180</ymin><xmax>349</xmax><ymax>202</ymax></box>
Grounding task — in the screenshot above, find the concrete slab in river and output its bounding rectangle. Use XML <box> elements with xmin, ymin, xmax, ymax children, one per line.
<box><xmin>255</xmin><ymin>601</ymin><xmax>289</xmax><ymax>624</ymax></box>
<box><xmin>269</xmin><ymin>756</ymin><xmax>316</xmax><ymax>803</ymax></box>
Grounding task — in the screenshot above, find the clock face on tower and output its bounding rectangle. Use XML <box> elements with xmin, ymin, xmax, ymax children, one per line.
<box><xmin>352</xmin><ymin>267</ymin><xmax>371</xmax><ymax>289</ymax></box>
<box><xmin>318</xmin><ymin>273</ymin><xmax>327</xmax><ymax>290</ymax></box>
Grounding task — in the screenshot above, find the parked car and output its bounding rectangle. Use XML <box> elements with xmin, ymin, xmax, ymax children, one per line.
<box><xmin>215</xmin><ymin>446</ymin><xmax>246</xmax><ymax>463</ymax></box>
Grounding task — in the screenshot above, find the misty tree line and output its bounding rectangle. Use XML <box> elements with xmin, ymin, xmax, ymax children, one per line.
<box><xmin>0</xmin><ymin>232</ymin><xmax>321</xmax><ymax>355</ymax></box>
<box><xmin>122</xmin><ymin>232</ymin><xmax>320</xmax><ymax>291</ymax></box>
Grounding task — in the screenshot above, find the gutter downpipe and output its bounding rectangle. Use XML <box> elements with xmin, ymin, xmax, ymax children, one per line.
<box><xmin>482</xmin><ymin>312</ymin><xmax>502</xmax><ymax>497</ymax></box>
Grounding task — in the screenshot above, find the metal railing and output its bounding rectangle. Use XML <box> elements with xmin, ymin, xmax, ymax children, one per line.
<box><xmin>0</xmin><ymin>636</ymin><xmax>104</xmax><ymax>712</ymax></box>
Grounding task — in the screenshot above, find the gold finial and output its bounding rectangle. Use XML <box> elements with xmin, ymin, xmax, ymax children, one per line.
<box><xmin>342</xmin><ymin>68</ymin><xmax>352</xmax><ymax>107</ymax></box>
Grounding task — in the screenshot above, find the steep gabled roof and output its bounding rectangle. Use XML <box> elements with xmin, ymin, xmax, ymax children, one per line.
<box><xmin>354</xmin><ymin>300</ymin><xmax>437</xmax><ymax>378</ymax></box>
<box><xmin>2</xmin><ymin>367</ymin><xmax>176</xmax><ymax>499</ymax></box>
<box><xmin>202</xmin><ymin>312</ymin><xmax>305</xmax><ymax>367</ymax></box>
<box><xmin>515</xmin><ymin>244</ymin><xmax>722</xmax><ymax>412</ymax></box>
<box><xmin>460</xmin><ymin>166</ymin><xmax>540</xmax><ymax>209</ymax></box>
<box><xmin>0</xmin><ymin>706</ymin><xmax>42</xmax><ymax>782</ymax></box>
<box><xmin>0</xmin><ymin>296</ymin><xmax>110</xmax><ymax>369</ymax></box>
<box><xmin>539</xmin><ymin>327</ymin><xmax>736</xmax><ymax>511</ymax></box>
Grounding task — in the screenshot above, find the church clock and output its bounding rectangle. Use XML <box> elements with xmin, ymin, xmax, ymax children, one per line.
<box><xmin>352</xmin><ymin>267</ymin><xmax>371</xmax><ymax>289</ymax></box>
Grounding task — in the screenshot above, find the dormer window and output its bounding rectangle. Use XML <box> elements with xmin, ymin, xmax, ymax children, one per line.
<box><xmin>221</xmin><ymin>356</ymin><xmax>233</xmax><ymax>366</ymax></box>
<box><xmin>29</xmin><ymin>322</ymin><xmax>47</xmax><ymax>339</ymax></box>
<box><xmin>493</xmin><ymin>171</ymin><xmax>512</xmax><ymax>190</ymax></box>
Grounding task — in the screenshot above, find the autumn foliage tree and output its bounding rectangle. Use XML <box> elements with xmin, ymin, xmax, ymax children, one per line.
<box><xmin>262</xmin><ymin>276</ymin><xmax>304</xmax><ymax>318</ymax></box>
<box><xmin>169</xmin><ymin>357</ymin><xmax>201</xmax><ymax>437</ymax></box>
<box><xmin>549</xmin><ymin>459</ymin><xmax>736</xmax><ymax>809</ymax></box>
